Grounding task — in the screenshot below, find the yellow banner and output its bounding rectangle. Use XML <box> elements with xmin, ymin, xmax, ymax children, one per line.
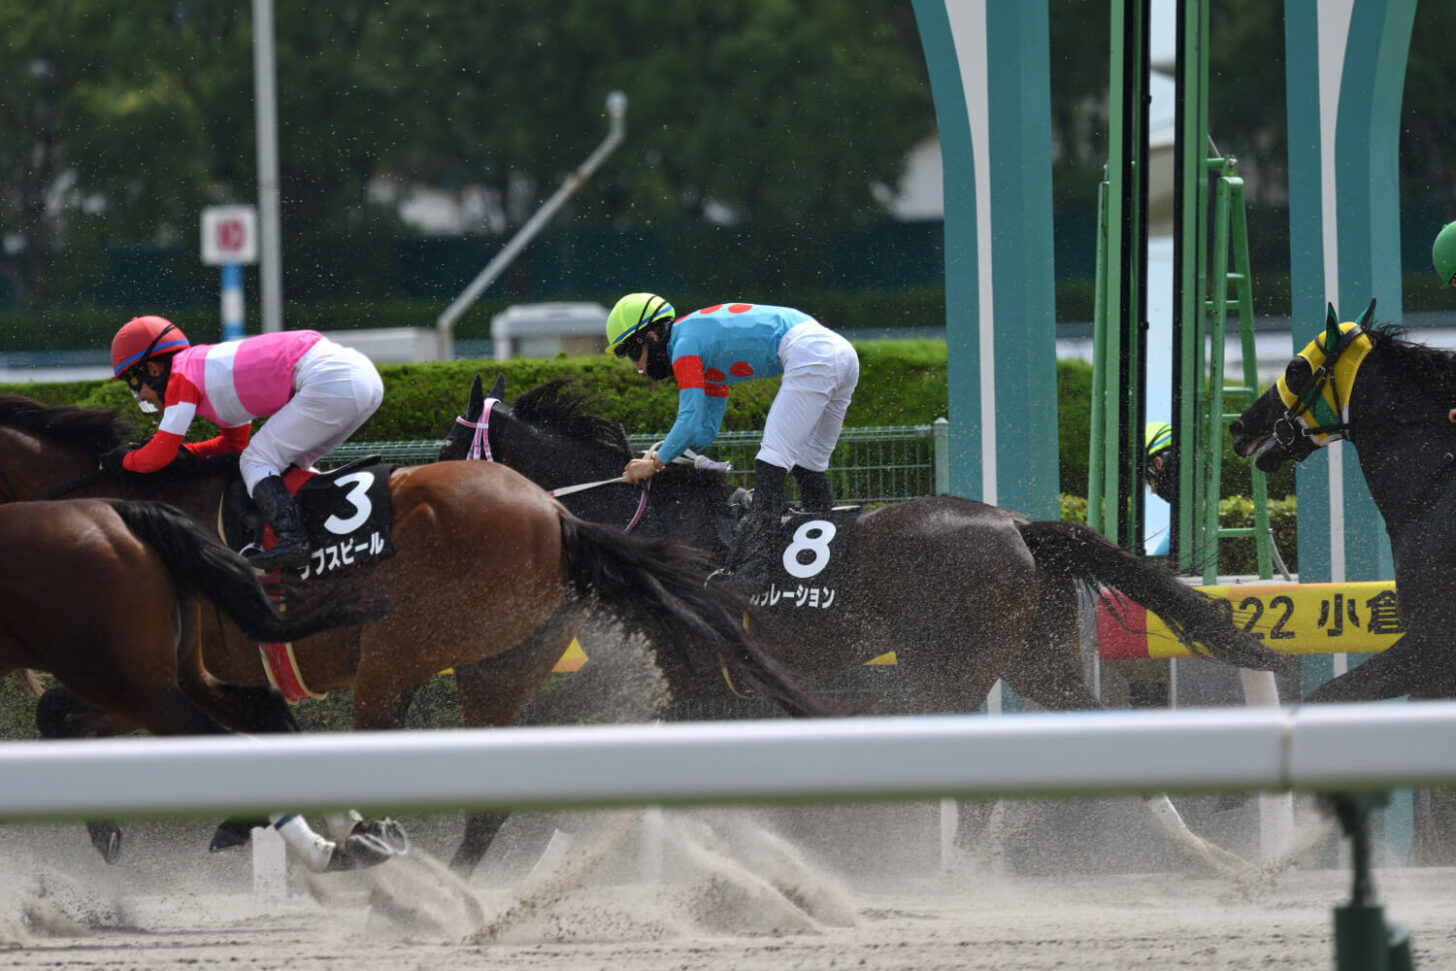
<box><xmin>1143</xmin><ymin>580</ymin><xmax>1402</xmax><ymax>658</ymax></box>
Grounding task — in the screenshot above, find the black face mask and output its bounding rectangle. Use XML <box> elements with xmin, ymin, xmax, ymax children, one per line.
<box><xmin>643</xmin><ymin>336</ymin><xmax>674</xmax><ymax>381</ymax></box>
<box><xmin>1149</xmin><ymin>452</ymin><xmax>1178</xmax><ymax>503</ymax></box>
<box><xmin>143</xmin><ymin>361</ymin><xmax>170</xmax><ymax>399</ymax></box>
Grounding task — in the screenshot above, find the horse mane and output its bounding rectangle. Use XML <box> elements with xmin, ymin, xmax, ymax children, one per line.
<box><xmin>512</xmin><ymin>378</ymin><xmax>633</xmax><ymax>458</ymax></box>
<box><xmin>1366</xmin><ymin>322</ymin><xmax>1456</xmax><ymax>399</ymax></box>
<box><xmin>0</xmin><ymin>393</ymin><xmax>138</xmax><ymax>452</ymax></box>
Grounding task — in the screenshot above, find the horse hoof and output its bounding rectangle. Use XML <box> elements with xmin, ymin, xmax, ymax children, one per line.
<box><xmin>325</xmin><ymin>831</ymin><xmax>397</xmax><ymax>872</ymax></box>
<box><xmin>86</xmin><ymin>821</ymin><xmax>122</xmax><ymax>865</ymax></box>
<box><xmin>209</xmin><ymin>817</ymin><xmax>263</xmax><ymax>853</ymax></box>
<box><xmin>358</xmin><ymin>818</ymin><xmax>410</xmax><ymax>856</ymax></box>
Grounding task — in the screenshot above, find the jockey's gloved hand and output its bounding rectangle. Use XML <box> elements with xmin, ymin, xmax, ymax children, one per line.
<box><xmin>167</xmin><ymin>445</ymin><xmax>197</xmax><ymax>471</ymax></box>
<box><xmin>97</xmin><ymin>447</ymin><xmax>130</xmax><ymax>472</ymax></box>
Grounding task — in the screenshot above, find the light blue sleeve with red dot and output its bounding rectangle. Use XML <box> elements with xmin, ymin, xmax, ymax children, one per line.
<box><xmin>655</xmin><ymin>303</ymin><xmax>808</xmax><ymax>463</ymax></box>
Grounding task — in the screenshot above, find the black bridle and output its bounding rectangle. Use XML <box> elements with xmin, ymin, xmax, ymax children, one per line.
<box><xmin>1270</xmin><ymin>302</ymin><xmax>1375</xmax><ymax>456</ymax></box>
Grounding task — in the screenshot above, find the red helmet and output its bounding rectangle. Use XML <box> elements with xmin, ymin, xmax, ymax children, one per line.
<box><xmin>111</xmin><ymin>316</ymin><xmax>189</xmax><ymax>378</ymax></box>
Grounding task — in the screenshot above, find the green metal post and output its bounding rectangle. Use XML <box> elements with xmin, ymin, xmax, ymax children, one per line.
<box><xmin>1097</xmin><ymin>0</ymin><xmax>1149</xmax><ymax>551</ymax></box>
<box><xmin>1172</xmin><ymin>0</ymin><xmax>1209</xmax><ymax>572</ymax></box>
<box><xmin>1088</xmin><ymin>178</ymin><xmax>1110</xmax><ymax>532</ymax></box>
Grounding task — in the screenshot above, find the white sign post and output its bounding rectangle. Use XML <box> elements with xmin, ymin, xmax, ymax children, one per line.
<box><xmin>201</xmin><ymin>205</ymin><xmax>259</xmax><ymax>342</ymax></box>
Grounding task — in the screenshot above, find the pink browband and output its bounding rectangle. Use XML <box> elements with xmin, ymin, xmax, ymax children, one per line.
<box><xmin>455</xmin><ymin>396</ymin><xmax>498</xmax><ymax>461</ymax></box>
<box><xmin>455</xmin><ymin>397</ymin><xmax>650</xmax><ymax>532</ymax></box>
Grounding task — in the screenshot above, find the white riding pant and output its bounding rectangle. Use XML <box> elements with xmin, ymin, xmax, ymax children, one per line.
<box><xmin>757</xmin><ymin>321</ymin><xmax>860</xmax><ymax>473</ymax></box>
<box><xmin>240</xmin><ymin>339</ymin><xmax>384</xmax><ymax>494</ymax></box>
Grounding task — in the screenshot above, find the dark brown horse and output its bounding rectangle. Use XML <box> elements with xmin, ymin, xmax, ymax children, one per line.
<box><xmin>440</xmin><ymin>375</ymin><xmax>1292</xmax><ymax>872</ymax></box>
<box><xmin>0</xmin><ymin>391</ymin><xmax>825</xmax><ymax>874</ymax></box>
<box><xmin>0</xmin><ymin>496</ymin><xmax>396</xmax><ymax>871</ymax></box>
<box><xmin>1232</xmin><ymin>304</ymin><xmax>1456</xmax><ymax>703</ymax></box>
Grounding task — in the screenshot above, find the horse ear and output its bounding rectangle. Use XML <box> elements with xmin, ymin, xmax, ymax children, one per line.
<box><xmin>490</xmin><ymin>373</ymin><xmax>506</xmax><ymax>401</ymax></box>
<box><xmin>1323</xmin><ymin>303</ymin><xmax>1340</xmax><ymax>349</ymax></box>
<box><xmin>467</xmin><ymin>374</ymin><xmax>484</xmax><ymax>420</ymax></box>
<box><xmin>1355</xmin><ymin>297</ymin><xmax>1376</xmax><ymax>328</ymax></box>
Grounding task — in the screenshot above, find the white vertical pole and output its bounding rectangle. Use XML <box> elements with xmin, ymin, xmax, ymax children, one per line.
<box><xmin>252</xmin><ymin>0</ymin><xmax>283</xmax><ymax>333</ymax></box>
<box><xmin>1239</xmin><ymin>667</ymin><xmax>1294</xmax><ymax>861</ymax></box>
<box><xmin>638</xmin><ymin>806</ymin><xmax>663</xmax><ymax>884</ymax></box>
<box><xmin>939</xmin><ymin>798</ymin><xmax>958</xmax><ymax>871</ymax></box>
<box><xmin>251</xmin><ymin>824</ymin><xmax>288</xmax><ymax>897</ymax></box>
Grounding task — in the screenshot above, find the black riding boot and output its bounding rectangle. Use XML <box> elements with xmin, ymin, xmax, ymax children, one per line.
<box><xmin>724</xmin><ymin>461</ymin><xmax>788</xmax><ymax>587</ymax></box>
<box><xmin>248</xmin><ymin>475</ymin><xmax>310</xmax><ymax>571</ymax></box>
<box><xmin>793</xmin><ymin>465</ymin><xmax>833</xmax><ymax>513</ymax></box>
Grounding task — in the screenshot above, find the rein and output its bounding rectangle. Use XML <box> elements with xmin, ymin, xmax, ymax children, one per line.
<box><xmin>35</xmin><ymin>469</ymin><xmax>108</xmax><ymax>501</ymax></box>
<box><xmin>455</xmin><ymin>397</ymin><xmax>651</xmax><ymax>532</ymax></box>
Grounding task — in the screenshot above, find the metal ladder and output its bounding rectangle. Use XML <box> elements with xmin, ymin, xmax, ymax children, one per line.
<box><xmin>1193</xmin><ymin>156</ymin><xmax>1273</xmax><ymax>584</ymax></box>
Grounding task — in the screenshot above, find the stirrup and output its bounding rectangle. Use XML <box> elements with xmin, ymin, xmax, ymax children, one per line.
<box><xmin>247</xmin><ymin>541</ymin><xmax>310</xmax><ymax>571</ymax></box>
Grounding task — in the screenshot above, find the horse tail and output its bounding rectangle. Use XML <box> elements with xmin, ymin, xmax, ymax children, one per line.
<box><xmin>109</xmin><ymin>500</ymin><xmax>391</xmax><ymax>642</ymax></box>
<box><xmin>556</xmin><ymin>514</ymin><xmax>833</xmax><ymax>717</ymax></box>
<box><xmin>1016</xmin><ymin>520</ymin><xmax>1283</xmax><ymax>671</ymax></box>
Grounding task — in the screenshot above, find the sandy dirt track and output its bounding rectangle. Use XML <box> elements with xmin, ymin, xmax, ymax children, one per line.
<box><xmin>0</xmin><ymin>805</ymin><xmax>1452</xmax><ymax>970</ymax></box>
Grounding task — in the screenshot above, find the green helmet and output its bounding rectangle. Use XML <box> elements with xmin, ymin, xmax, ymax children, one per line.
<box><xmin>1433</xmin><ymin>222</ymin><xmax>1456</xmax><ymax>286</ymax></box>
<box><xmin>1145</xmin><ymin>421</ymin><xmax>1173</xmax><ymax>458</ymax></box>
<box><xmin>605</xmin><ymin>292</ymin><xmax>675</xmax><ymax>355</ymax></box>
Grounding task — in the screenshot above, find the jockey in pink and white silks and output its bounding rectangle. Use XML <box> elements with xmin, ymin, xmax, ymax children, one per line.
<box><xmin>605</xmin><ymin>293</ymin><xmax>860</xmax><ymax>585</ymax></box>
<box><xmin>104</xmin><ymin>316</ymin><xmax>384</xmax><ymax>570</ymax></box>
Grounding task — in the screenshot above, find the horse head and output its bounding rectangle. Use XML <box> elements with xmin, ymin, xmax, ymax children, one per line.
<box><xmin>1233</xmin><ymin>300</ymin><xmax>1378</xmax><ymax>472</ymax></box>
<box><xmin>440</xmin><ymin>375</ymin><xmax>736</xmax><ymax>551</ymax></box>
<box><xmin>0</xmin><ymin>393</ymin><xmax>140</xmax><ymax>501</ymax></box>
<box><xmin>1231</xmin><ymin>360</ymin><xmax>1320</xmax><ymax>472</ymax></box>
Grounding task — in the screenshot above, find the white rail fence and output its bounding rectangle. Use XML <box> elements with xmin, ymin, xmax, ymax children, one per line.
<box><xmin>2</xmin><ymin>702</ymin><xmax>1454</xmax><ymax>822</ymax></box>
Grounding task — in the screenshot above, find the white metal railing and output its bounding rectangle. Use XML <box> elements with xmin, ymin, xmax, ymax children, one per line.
<box><xmin>2</xmin><ymin>703</ymin><xmax>1453</xmax><ymax>820</ymax></box>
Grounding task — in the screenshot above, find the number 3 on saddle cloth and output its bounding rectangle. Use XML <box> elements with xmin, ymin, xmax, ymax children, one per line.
<box><xmin>221</xmin><ymin>456</ymin><xmax>395</xmax><ymax>582</ymax></box>
<box><xmin>744</xmin><ymin>508</ymin><xmax>862</xmax><ymax>613</ymax></box>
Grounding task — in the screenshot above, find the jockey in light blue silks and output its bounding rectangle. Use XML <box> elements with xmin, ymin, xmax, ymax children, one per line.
<box><xmin>606</xmin><ymin>293</ymin><xmax>860</xmax><ymax>586</ymax></box>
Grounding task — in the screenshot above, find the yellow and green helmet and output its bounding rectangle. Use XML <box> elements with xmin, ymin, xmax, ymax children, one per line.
<box><xmin>1433</xmin><ymin>222</ymin><xmax>1456</xmax><ymax>286</ymax></box>
<box><xmin>605</xmin><ymin>292</ymin><xmax>675</xmax><ymax>356</ymax></box>
<box><xmin>1145</xmin><ymin>421</ymin><xmax>1173</xmax><ymax>458</ymax></box>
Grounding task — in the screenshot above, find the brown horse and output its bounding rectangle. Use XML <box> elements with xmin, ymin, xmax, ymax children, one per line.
<box><xmin>0</xmin><ymin>496</ymin><xmax>396</xmax><ymax>871</ymax></box>
<box><xmin>0</xmin><ymin>391</ymin><xmax>825</xmax><ymax>873</ymax></box>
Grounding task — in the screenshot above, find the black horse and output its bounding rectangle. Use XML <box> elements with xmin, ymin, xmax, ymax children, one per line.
<box><xmin>1232</xmin><ymin>301</ymin><xmax>1456</xmax><ymax>703</ymax></box>
<box><xmin>441</xmin><ymin>374</ymin><xmax>1289</xmax><ymax>872</ymax></box>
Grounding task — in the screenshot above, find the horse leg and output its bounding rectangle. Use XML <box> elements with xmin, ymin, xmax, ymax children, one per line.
<box><xmin>448</xmin><ymin>601</ymin><xmax>585</xmax><ymax>877</ymax></box>
<box><xmin>1302</xmin><ymin>628</ymin><xmax>1447</xmax><ymax>703</ymax></box>
<box><xmin>998</xmin><ymin>577</ymin><xmax>1102</xmax><ymax>712</ymax></box>
<box><xmin>1000</xmin><ymin>581</ymin><xmax>1248</xmax><ymax>875</ymax></box>
<box><xmin>34</xmin><ymin>686</ymin><xmax>140</xmax><ymax>865</ymax></box>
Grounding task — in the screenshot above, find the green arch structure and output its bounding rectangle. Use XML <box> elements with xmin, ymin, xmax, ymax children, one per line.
<box><xmin>1283</xmin><ymin>0</ymin><xmax>1415</xmax><ymax>691</ymax></box>
<box><xmin>912</xmin><ymin>1</ymin><xmax>1060</xmax><ymax>519</ymax></box>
